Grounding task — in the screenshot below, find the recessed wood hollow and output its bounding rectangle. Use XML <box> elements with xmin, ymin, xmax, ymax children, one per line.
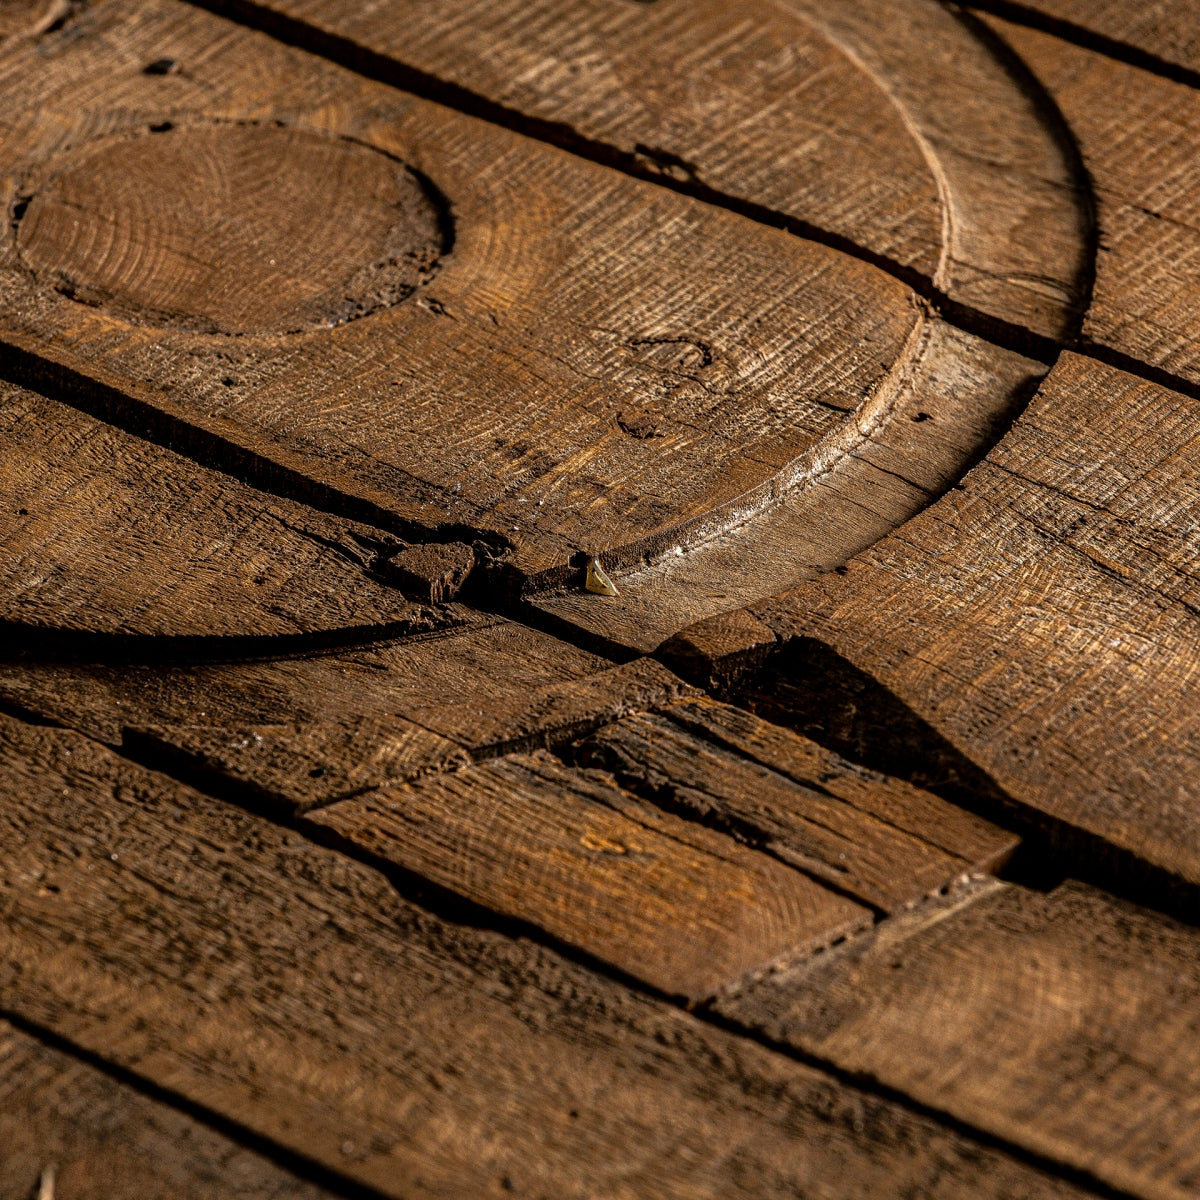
<box><xmin>13</xmin><ymin>121</ymin><xmax>450</xmax><ymax>335</ymax></box>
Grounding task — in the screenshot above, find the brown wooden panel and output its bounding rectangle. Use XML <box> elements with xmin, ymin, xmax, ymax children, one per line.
<box><xmin>984</xmin><ymin>15</ymin><xmax>1200</xmax><ymax>386</ymax></box>
<box><xmin>0</xmin><ymin>712</ymin><xmax>1091</xmax><ymax>1199</ymax></box>
<box><xmin>0</xmin><ymin>617</ymin><xmax>703</xmax><ymax>812</ymax></box>
<box><xmin>208</xmin><ymin>0</ymin><xmax>1091</xmax><ymax>339</ymax></box>
<box><xmin>720</xmin><ymin>878</ymin><xmax>1200</xmax><ymax>1200</ymax></box>
<box><xmin>578</xmin><ymin>698</ymin><xmax>1016</xmax><ymax>911</ymax></box>
<box><xmin>0</xmin><ymin>379</ymin><xmax>449</xmax><ymax>639</ymax></box>
<box><xmin>969</xmin><ymin>0</ymin><xmax>1200</xmax><ymax>75</ymax></box>
<box><xmin>0</xmin><ymin>0</ymin><xmax>1068</xmax><ymax>648</ymax></box>
<box><xmin>311</xmin><ymin>750</ymin><xmax>869</xmax><ymax>1001</ymax></box>
<box><xmin>748</xmin><ymin>352</ymin><xmax>1200</xmax><ymax>890</ymax></box>
<box><xmin>0</xmin><ymin>613</ymin><xmax>628</xmax><ymax>788</ymax></box>
<box><xmin>0</xmin><ymin>0</ymin><xmax>913</xmax><ymax>585</ymax></box>
<box><xmin>0</xmin><ymin>1017</ymin><xmax>338</xmax><ymax>1200</ymax></box>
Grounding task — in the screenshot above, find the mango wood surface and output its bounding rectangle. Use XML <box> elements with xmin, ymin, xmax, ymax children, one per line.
<box><xmin>981</xmin><ymin>14</ymin><xmax>1200</xmax><ymax>389</ymax></box>
<box><xmin>205</xmin><ymin>0</ymin><xmax>1090</xmax><ymax>341</ymax></box>
<box><xmin>0</xmin><ymin>1018</ymin><xmax>338</xmax><ymax>1200</ymax></box>
<box><xmin>748</xmin><ymin>352</ymin><xmax>1200</xmax><ymax>891</ymax></box>
<box><xmin>578</xmin><ymin>698</ymin><xmax>1016</xmax><ymax>912</ymax></box>
<box><xmin>968</xmin><ymin>0</ymin><xmax>1200</xmax><ymax>77</ymax></box>
<box><xmin>721</xmin><ymin>877</ymin><xmax>1200</xmax><ymax>1200</ymax></box>
<box><xmin>0</xmin><ymin>712</ymin><xmax>1091</xmax><ymax>1200</ymax></box>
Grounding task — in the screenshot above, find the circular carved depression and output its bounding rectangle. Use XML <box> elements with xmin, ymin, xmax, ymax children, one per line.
<box><xmin>15</xmin><ymin>122</ymin><xmax>449</xmax><ymax>335</ymax></box>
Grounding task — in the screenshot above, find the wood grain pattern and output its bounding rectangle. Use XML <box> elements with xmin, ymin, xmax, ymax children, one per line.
<box><xmin>0</xmin><ymin>711</ymin><xmax>1093</xmax><ymax>1200</ymax></box>
<box><xmin>578</xmin><ymin>698</ymin><xmax>1016</xmax><ymax>911</ymax></box>
<box><xmin>221</xmin><ymin>0</ymin><xmax>1091</xmax><ymax>338</ymax></box>
<box><xmin>720</xmin><ymin>877</ymin><xmax>1200</xmax><ymax>1200</ymax></box>
<box><xmin>123</xmin><ymin>657</ymin><xmax>696</xmax><ymax>811</ymax></box>
<box><xmin>0</xmin><ymin>1017</ymin><xmax>338</xmax><ymax>1200</ymax></box>
<box><xmin>0</xmin><ymin>0</ymin><xmax>918</xmax><ymax>591</ymax></box>
<box><xmin>750</xmin><ymin>351</ymin><xmax>1200</xmax><ymax>891</ymax></box>
<box><xmin>969</xmin><ymin>0</ymin><xmax>1200</xmax><ymax>76</ymax></box>
<box><xmin>16</xmin><ymin>121</ymin><xmax>447</xmax><ymax>335</ymax></box>
<box><xmin>983</xmin><ymin>14</ymin><xmax>1200</xmax><ymax>387</ymax></box>
<box><xmin>127</xmin><ymin>716</ymin><xmax>470</xmax><ymax>812</ymax></box>
<box><xmin>0</xmin><ymin>379</ymin><xmax>449</xmax><ymax>639</ymax></box>
<box><xmin>530</xmin><ymin>320</ymin><xmax>1045</xmax><ymax>652</ymax></box>
<box><xmin>311</xmin><ymin>749</ymin><xmax>869</xmax><ymax>1001</ymax></box>
<box><xmin>0</xmin><ymin>610</ymin><xmax>631</xmax><ymax>767</ymax></box>
<box><xmin>0</xmin><ymin>0</ymin><xmax>66</xmax><ymax>41</ymax></box>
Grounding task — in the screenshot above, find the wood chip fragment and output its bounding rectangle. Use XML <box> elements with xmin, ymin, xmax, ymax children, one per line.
<box><xmin>585</xmin><ymin>557</ymin><xmax>619</xmax><ymax>596</ymax></box>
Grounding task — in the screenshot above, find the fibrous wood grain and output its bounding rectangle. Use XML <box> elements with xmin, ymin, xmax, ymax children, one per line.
<box><xmin>210</xmin><ymin>0</ymin><xmax>1090</xmax><ymax>339</ymax></box>
<box><xmin>983</xmin><ymin>14</ymin><xmax>1200</xmax><ymax>387</ymax></box>
<box><xmin>0</xmin><ymin>712</ymin><xmax>1092</xmax><ymax>1200</ymax></box>
<box><xmin>750</xmin><ymin>352</ymin><xmax>1200</xmax><ymax>891</ymax></box>
<box><xmin>0</xmin><ymin>0</ymin><xmax>921</xmax><ymax>593</ymax></box>
<box><xmin>578</xmin><ymin>698</ymin><xmax>1016</xmax><ymax>911</ymax></box>
<box><xmin>0</xmin><ymin>614</ymin><xmax>655</xmax><ymax>797</ymax></box>
<box><xmin>530</xmin><ymin>319</ymin><xmax>1045</xmax><ymax>652</ymax></box>
<box><xmin>969</xmin><ymin>0</ymin><xmax>1200</xmax><ymax>76</ymax></box>
<box><xmin>0</xmin><ymin>379</ymin><xmax>445</xmax><ymax>639</ymax></box>
<box><xmin>0</xmin><ymin>1017</ymin><xmax>339</xmax><ymax>1200</ymax></box>
<box><xmin>311</xmin><ymin>749</ymin><xmax>870</xmax><ymax>1001</ymax></box>
<box><xmin>720</xmin><ymin>877</ymin><xmax>1200</xmax><ymax>1200</ymax></box>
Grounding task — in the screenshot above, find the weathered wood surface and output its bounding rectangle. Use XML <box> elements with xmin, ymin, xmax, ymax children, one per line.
<box><xmin>968</xmin><ymin>0</ymin><xmax>1200</xmax><ymax>76</ymax></box>
<box><xmin>0</xmin><ymin>1017</ymin><xmax>338</xmax><ymax>1200</ymax></box>
<box><xmin>0</xmin><ymin>614</ymin><xmax>668</xmax><ymax>795</ymax></box>
<box><xmin>312</xmin><ymin>749</ymin><xmax>870</xmax><ymax>1001</ymax></box>
<box><xmin>0</xmin><ymin>378</ymin><xmax>447</xmax><ymax>639</ymax></box>
<box><xmin>0</xmin><ymin>711</ymin><xmax>1091</xmax><ymax>1200</ymax></box>
<box><xmin>721</xmin><ymin>877</ymin><xmax>1200</xmax><ymax>1200</ymax></box>
<box><xmin>0</xmin><ymin>0</ymin><xmax>1072</xmax><ymax>650</ymax></box>
<box><xmin>203</xmin><ymin>0</ymin><xmax>1091</xmax><ymax>340</ymax></box>
<box><xmin>743</xmin><ymin>352</ymin><xmax>1200</xmax><ymax>891</ymax></box>
<box><xmin>578</xmin><ymin>697</ymin><xmax>1016</xmax><ymax>911</ymax></box>
<box><xmin>531</xmin><ymin>319</ymin><xmax>1045</xmax><ymax>651</ymax></box>
<box><xmin>982</xmin><ymin>14</ymin><xmax>1200</xmax><ymax>388</ymax></box>
<box><xmin>0</xmin><ymin>0</ymin><xmax>909</xmax><ymax>587</ymax></box>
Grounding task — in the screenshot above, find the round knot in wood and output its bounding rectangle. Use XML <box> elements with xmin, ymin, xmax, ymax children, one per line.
<box><xmin>14</xmin><ymin>122</ymin><xmax>451</xmax><ymax>335</ymax></box>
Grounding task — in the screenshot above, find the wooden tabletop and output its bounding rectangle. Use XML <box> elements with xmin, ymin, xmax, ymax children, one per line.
<box><xmin>3</xmin><ymin>1</ymin><xmax>1200</xmax><ymax>1196</ymax></box>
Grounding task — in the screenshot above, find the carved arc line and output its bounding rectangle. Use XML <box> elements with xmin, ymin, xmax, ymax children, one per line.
<box><xmin>529</xmin><ymin>0</ymin><xmax>1093</xmax><ymax>650</ymax></box>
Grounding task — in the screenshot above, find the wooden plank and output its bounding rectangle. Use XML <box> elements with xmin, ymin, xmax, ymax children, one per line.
<box><xmin>0</xmin><ymin>0</ymin><xmax>927</xmax><ymax>607</ymax></box>
<box><xmin>0</xmin><ymin>711</ymin><xmax>1094</xmax><ymax>1199</ymax></box>
<box><xmin>204</xmin><ymin>0</ymin><xmax>1091</xmax><ymax>339</ymax></box>
<box><xmin>310</xmin><ymin>749</ymin><xmax>869</xmax><ymax>1001</ymax></box>
<box><xmin>748</xmin><ymin>351</ymin><xmax>1200</xmax><ymax>891</ymax></box>
<box><xmin>981</xmin><ymin>14</ymin><xmax>1200</xmax><ymax>387</ymax></box>
<box><xmin>578</xmin><ymin>698</ymin><xmax>1016</xmax><ymax>911</ymax></box>
<box><xmin>0</xmin><ymin>378</ymin><xmax>453</xmax><ymax>640</ymax></box>
<box><xmin>719</xmin><ymin>877</ymin><xmax>1200</xmax><ymax>1200</ymax></box>
<box><xmin>967</xmin><ymin>0</ymin><xmax>1200</xmax><ymax>77</ymax></box>
<box><xmin>0</xmin><ymin>614</ymin><xmax>664</xmax><ymax>800</ymax></box>
<box><xmin>0</xmin><ymin>1016</ymin><xmax>340</xmax><ymax>1200</ymax></box>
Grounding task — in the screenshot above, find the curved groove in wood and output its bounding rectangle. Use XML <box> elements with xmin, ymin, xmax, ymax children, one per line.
<box><xmin>779</xmin><ymin>0</ymin><xmax>1091</xmax><ymax>341</ymax></box>
<box><xmin>0</xmin><ymin>0</ymin><xmax>1091</xmax><ymax>652</ymax></box>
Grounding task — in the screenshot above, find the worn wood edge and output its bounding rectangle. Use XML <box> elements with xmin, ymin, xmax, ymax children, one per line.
<box><xmin>530</xmin><ymin>319</ymin><xmax>1045</xmax><ymax>652</ymax></box>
